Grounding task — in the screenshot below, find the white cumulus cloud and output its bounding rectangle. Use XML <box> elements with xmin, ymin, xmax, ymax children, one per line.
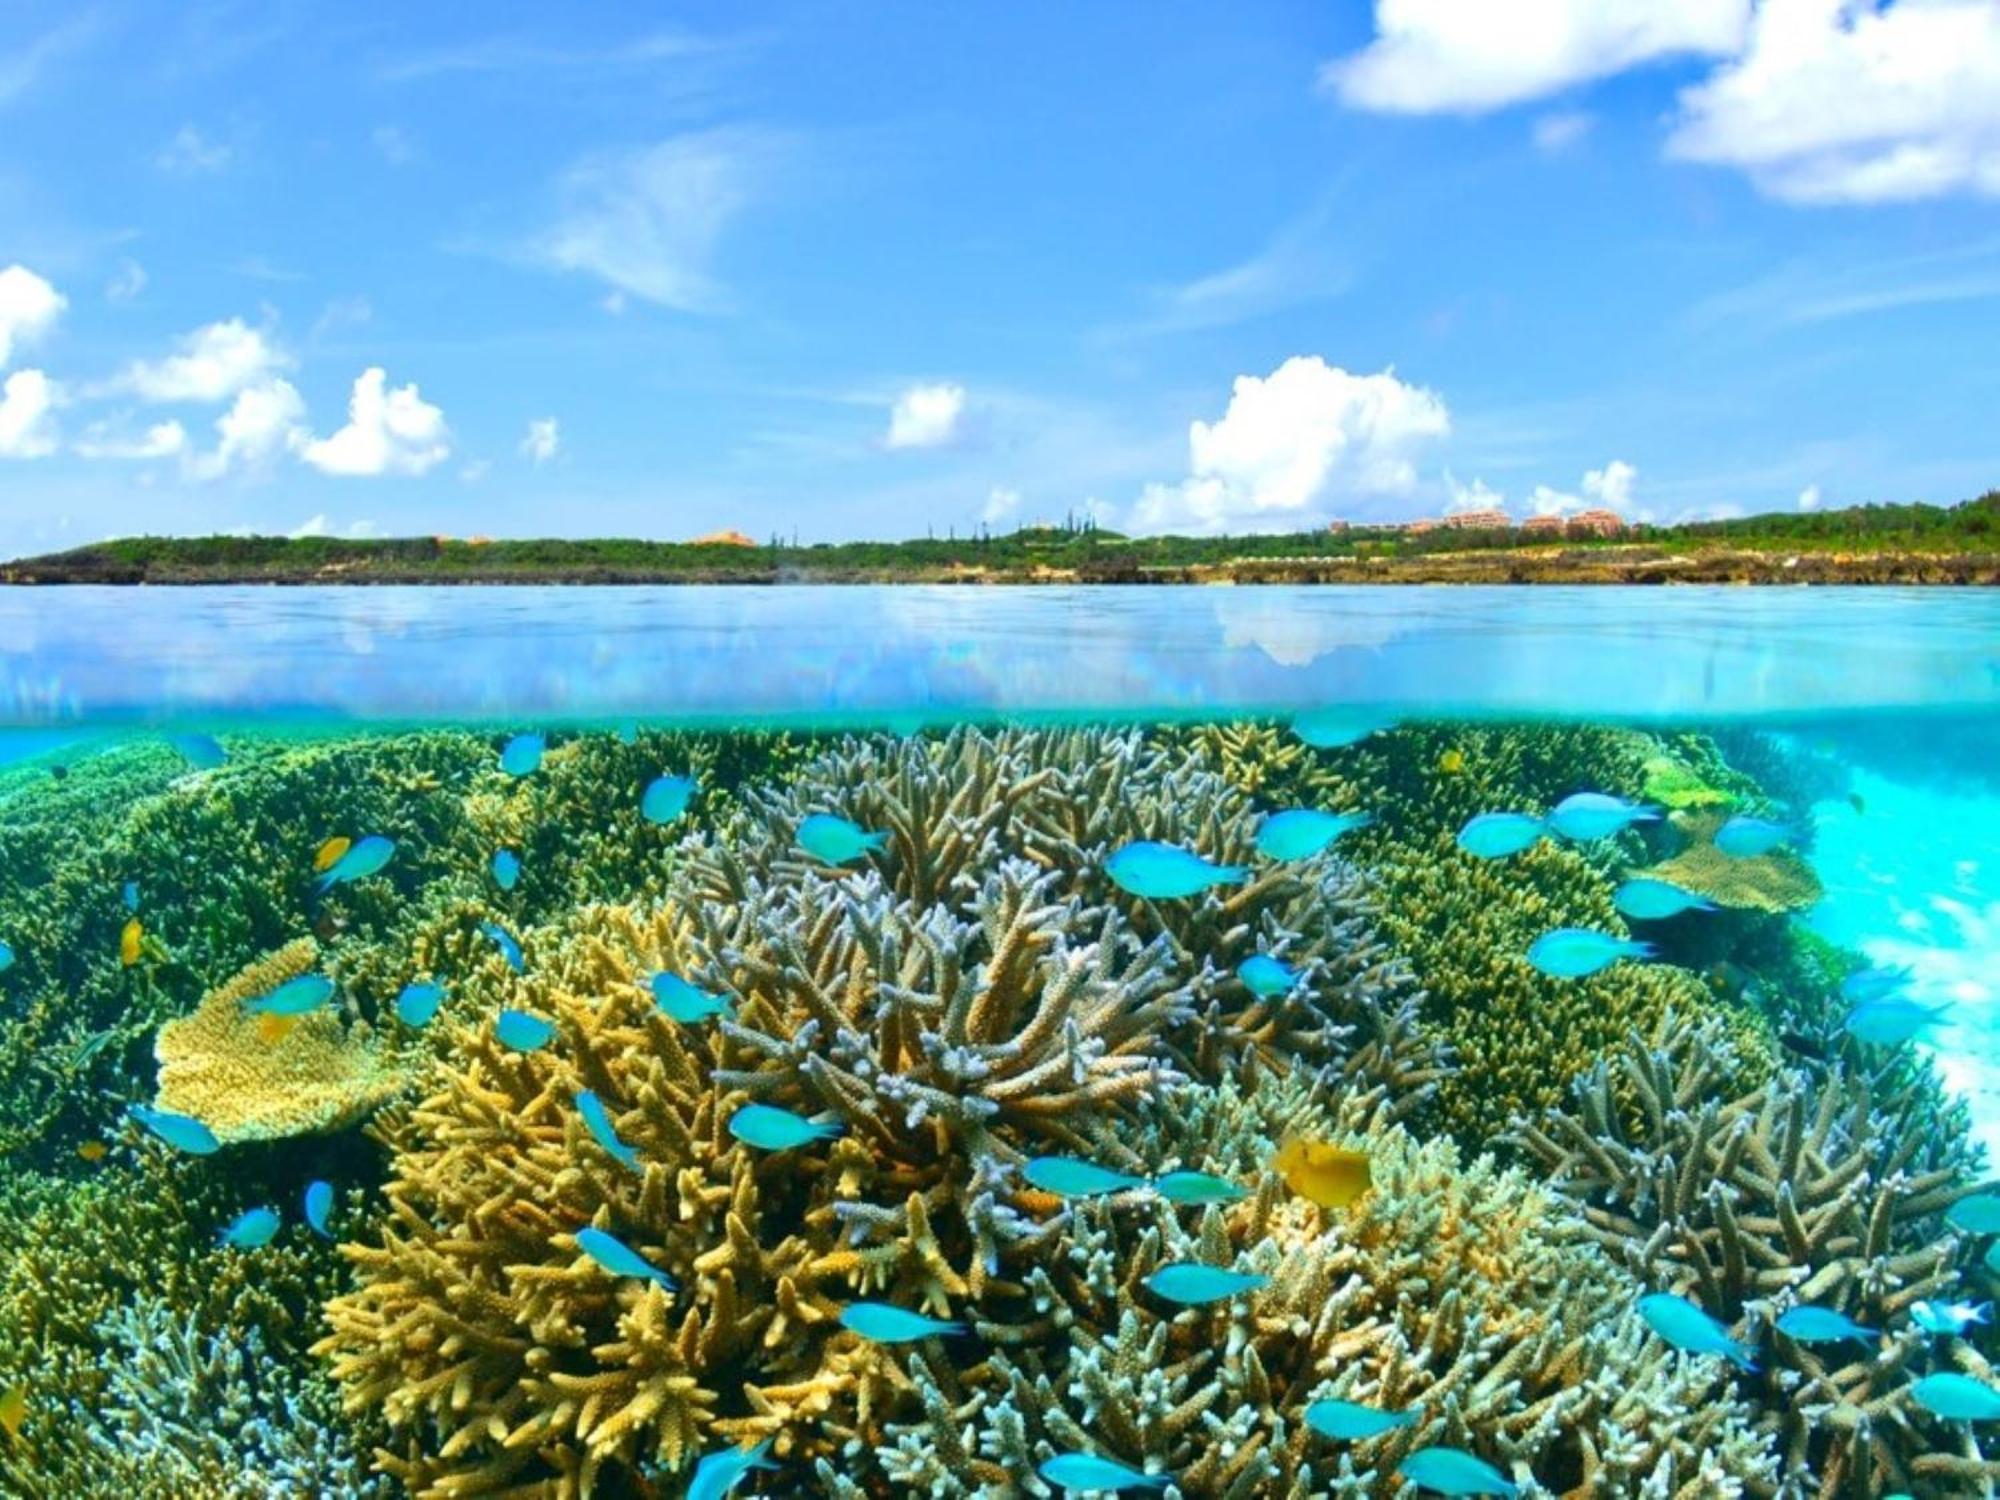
<box><xmin>1131</xmin><ymin>356</ymin><xmax>1450</xmax><ymax>534</ymax></box>
<box><xmin>300</xmin><ymin>367</ymin><xmax>450</xmax><ymax>477</ymax></box>
<box><xmin>0</xmin><ymin>264</ymin><xmax>65</xmax><ymax>368</ymax></box>
<box><xmin>1324</xmin><ymin>0</ymin><xmax>1749</xmax><ymax>113</ymax></box>
<box><xmin>115</xmin><ymin>318</ymin><xmax>290</xmax><ymax>403</ymax></box>
<box><xmin>520</xmin><ymin>416</ymin><xmax>560</xmax><ymax>464</ymax></box>
<box><xmin>982</xmin><ymin>485</ymin><xmax>1022</xmax><ymax>524</ymax></box>
<box><xmin>1444</xmin><ymin>473</ymin><xmax>1507</xmax><ymax>513</ymax></box>
<box><xmin>885</xmin><ymin>383</ymin><xmax>967</xmax><ymax>450</ymax></box>
<box><xmin>184</xmin><ymin>379</ymin><xmax>308</xmax><ymax>481</ymax></box>
<box><xmin>1668</xmin><ymin>0</ymin><xmax>2000</xmax><ymax>203</ymax></box>
<box><xmin>1525</xmin><ymin>458</ymin><xmax>1645</xmax><ymax>517</ymax></box>
<box><xmin>74</xmin><ymin>418</ymin><xmax>188</xmax><ymax>461</ymax></box>
<box><xmin>1798</xmin><ymin>482</ymin><xmax>1823</xmax><ymax>510</ymax></box>
<box><xmin>0</xmin><ymin>369</ymin><xmax>58</xmax><ymax>458</ymax></box>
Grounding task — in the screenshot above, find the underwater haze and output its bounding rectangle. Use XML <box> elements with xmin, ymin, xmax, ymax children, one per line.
<box><xmin>1</xmin><ymin>584</ymin><xmax>1999</xmax><ymax>1497</ymax></box>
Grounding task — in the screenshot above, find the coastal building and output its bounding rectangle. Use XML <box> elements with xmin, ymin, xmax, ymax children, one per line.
<box><xmin>1441</xmin><ymin>507</ymin><xmax>1511</xmax><ymax>530</ymax></box>
<box><xmin>1568</xmin><ymin>508</ymin><xmax>1627</xmax><ymax>538</ymax></box>
<box><xmin>690</xmin><ymin>529</ymin><xmax>759</xmax><ymax>547</ymax></box>
<box><xmin>1520</xmin><ymin>515</ymin><xmax>1567</xmax><ymax>537</ymax></box>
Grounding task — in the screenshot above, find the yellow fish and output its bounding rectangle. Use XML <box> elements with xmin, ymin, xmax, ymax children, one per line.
<box><xmin>257</xmin><ymin>1012</ymin><xmax>301</xmax><ymax>1044</ymax></box>
<box><xmin>1274</xmin><ymin>1138</ymin><xmax>1372</xmax><ymax>1210</ymax></box>
<box><xmin>119</xmin><ymin>917</ymin><xmax>143</xmax><ymax>967</ymax></box>
<box><xmin>0</xmin><ymin>1384</ymin><xmax>24</xmax><ymax>1441</ymax></box>
<box><xmin>1437</xmin><ymin>749</ymin><xmax>1466</xmax><ymax>775</ymax></box>
<box><xmin>76</xmin><ymin>1141</ymin><xmax>108</xmax><ymax>1163</ymax></box>
<box><xmin>313</xmin><ymin>836</ymin><xmax>353</xmax><ymax>873</ymax></box>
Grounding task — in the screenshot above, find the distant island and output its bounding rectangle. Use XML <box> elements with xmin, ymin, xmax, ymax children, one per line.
<box><xmin>6</xmin><ymin>490</ymin><xmax>1996</xmax><ymax>586</ymax></box>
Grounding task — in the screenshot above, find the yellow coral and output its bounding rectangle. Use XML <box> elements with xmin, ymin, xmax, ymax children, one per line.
<box><xmin>1641</xmin><ymin>810</ymin><xmax>1823</xmax><ymax>914</ymax></box>
<box><xmin>153</xmin><ymin>937</ymin><xmax>412</xmax><ymax>1143</ymax></box>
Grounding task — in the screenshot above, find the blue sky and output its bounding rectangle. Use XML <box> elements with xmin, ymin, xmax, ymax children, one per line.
<box><xmin>1</xmin><ymin>1</ymin><xmax>1998</xmax><ymax>556</ymax></box>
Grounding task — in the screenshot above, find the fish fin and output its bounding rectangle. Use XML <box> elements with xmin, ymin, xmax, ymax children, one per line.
<box><xmin>1636</xmin><ymin>803</ymin><xmax>1662</xmax><ymax>821</ymax></box>
<box><xmin>1219</xmin><ymin>864</ymin><xmax>1251</xmax><ymax>883</ymax></box>
<box><xmin>810</xmin><ymin>1119</ymin><xmax>846</xmax><ymax>1141</ymax></box>
<box><xmin>1627</xmin><ymin>940</ymin><xmax>1658</xmax><ymax>959</ymax></box>
<box><xmin>1977</xmin><ymin>1304</ymin><xmax>1994</xmax><ymax>1324</ymax></box>
<box><xmin>1728</xmin><ymin>1347</ymin><xmax>1760</xmax><ymax>1373</ymax></box>
<box><xmin>863</xmin><ymin>830</ymin><xmax>890</xmax><ymax>848</ymax></box>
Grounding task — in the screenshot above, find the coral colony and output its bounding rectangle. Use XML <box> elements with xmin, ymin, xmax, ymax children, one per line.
<box><xmin>0</xmin><ymin>721</ymin><xmax>1995</xmax><ymax>1497</ymax></box>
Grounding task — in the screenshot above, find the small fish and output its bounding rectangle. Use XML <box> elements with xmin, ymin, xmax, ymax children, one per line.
<box><xmin>0</xmin><ymin>940</ymin><xmax>13</xmax><ymax>973</ymax></box>
<box><xmin>651</xmin><ymin>972</ymin><xmax>732</xmax><ymax>1023</ymax></box>
<box><xmin>1910</xmin><ymin>1371</ymin><xmax>2000</xmax><ymax>1421</ymax></box>
<box><xmin>1022</xmin><ymin>1156</ymin><xmax>1146</xmax><ymax>1199</ymax></box>
<box><xmin>312</xmin><ymin>835</ymin><xmax>352</xmax><ymax>873</ymax></box>
<box><xmin>1911</xmin><ymin>1300</ymin><xmax>1991</xmax><ymax>1336</ymax></box>
<box><xmin>1397</xmin><ymin>1447</ymin><xmax>1519</xmax><ymax>1497</ymax></box>
<box><xmin>1143</xmin><ymin>1263</ymin><xmax>1270</xmax><ymax>1306</ymax></box>
<box><xmin>76</xmin><ymin>1140</ymin><xmax>108</xmax><ymax>1163</ymax></box>
<box><xmin>1546</xmin><ymin>792</ymin><xmax>1657</xmax><ymax>842</ymax></box>
<box><xmin>1526</xmin><ymin>928</ymin><xmax>1652</xmax><ymax>980</ymax></box>
<box><xmin>243</xmin><ymin>973</ymin><xmax>335</xmax><ymax>1017</ymax></box>
<box><xmin>641</xmin><ymin>774</ymin><xmax>698</xmax><ymax>825</ymax></box>
<box><xmin>837</xmin><ymin>1302</ymin><xmax>965</xmax><ymax>1342</ymax></box>
<box><xmin>1274</xmin><ymin>1138</ymin><xmax>1372</xmax><ymax>1209</ymax></box>
<box><xmin>1037</xmin><ymin>1453</ymin><xmax>1169</xmax><ymax>1492</ymax></box>
<box><xmin>1775</xmin><ymin>1305</ymin><xmax>1877</xmax><ymax>1344</ymax></box>
<box><xmin>315</xmin><ymin>834</ymin><xmax>395</xmax><ymax>891</ymax></box>
<box><xmin>796</xmin><ymin>812</ymin><xmax>888</xmax><ymax>865</ymax></box>
<box><xmin>304</xmin><ymin>1180</ymin><xmax>335</xmax><ymax>1238</ymax></box>
<box><xmin>729</xmin><ymin>1104</ymin><xmax>841</xmax><ymax>1151</ymax></box>
<box><xmin>1612</xmin><ymin>878</ymin><xmax>1717</xmax><ymax>921</ymax></box>
<box><xmin>1437</xmin><ymin>748</ymin><xmax>1466</xmax><ymax>775</ymax></box>
<box><xmin>1303</xmin><ymin>1398</ymin><xmax>1420</xmax><ymax>1442</ymax></box>
<box><xmin>1237</xmin><ymin>954</ymin><xmax>1300</xmax><ymax>999</ymax></box>
<box><xmin>1848</xmin><ymin>791</ymin><xmax>1866</xmax><ymax>815</ymax></box>
<box><xmin>1104</xmin><ymin>841</ymin><xmax>1248</xmax><ymax>900</ymax></box>
<box><xmin>119</xmin><ymin>917</ymin><xmax>143</xmax><ymax>967</ymax></box>
<box><xmin>1844</xmin><ymin>995</ymin><xmax>1949</xmax><ymax>1047</ymax></box>
<box><xmin>171</xmin><ymin>733</ymin><xmax>226</xmax><ymax>770</ymax></box>
<box><xmin>0</xmin><ymin>1383</ymin><xmax>23</xmax><ymax>1440</ymax></box>
<box><xmin>219</xmin><ymin>1206</ymin><xmax>280</xmax><ymax>1249</ymax></box>
<box><xmin>1841</xmin><ymin>965</ymin><xmax>1910</xmax><ymax>1005</ymax></box>
<box><xmin>1714</xmin><ymin>814</ymin><xmax>1790</xmax><ymax>858</ymax></box>
<box><xmin>1454</xmin><ymin>812</ymin><xmax>1545</xmax><ymax>860</ymax></box>
<box><xmin>1153</xmin><ymin>1170</ymin><xmax>1247</xmax><ymax>1206</ymax></box>
<box><xmin>1253</xmin><ymin>809</ymin><xmax>1371</xmax><ymax>861</ymax></box>
<box><xmin>492</xmin><ymin>848</ymin><xmax>521</xmax><ymax>891</ymax></box>
<box><xmin>687</xmin><ymin>1440</ymin><xmax>777</xmax><ymax>1500</ymax></box>
<box><xmin>1946</xmin><ymin>1194</ymin><xmax>2000</xmax><ymax>1234</ymax></box>
<box><xmin>577</xmin><ymin>1090</ymin><xmax>641</xmax><ymax>1170</ymax></box>
<box><xmin>396</xmin><ymin>980</ymin><xmax>445</xmax><ymax>1028</ymax></box>
<box><xmin>499</xmin><ymin>733</ymin><xmax>545</xmax><ymax>776</ymax></box>
<box><xmin>574</xmin><ymin>1225</ymin><xmax>675</xmax><ymax>1289</ymax></box>
<box><xmin>1779</xmin><ymin>1030</ymin><xmax>1829</xmax><ymax>1064</ymax></box>
<box><xmin>1291</xmin><ymin>710</ymin><xmax>1394</xmax><ymax>749</ymax></box>
<box><xmin>121</xmin><ymin>880</ymin><xmax>140</xmax><ymax>912</ymax></box>
<box><xmin>129</xmin><ymin>1104</ymin><xmax>219</xmax><ymax>1155</ymax></box>
<box><xmin>1638</xmin><ymin>1292</ymin><xmax>1757</xmax><ymax>1370</ymax></box>
<box><xmin>495</xmin><ymin>1009</ymin><xmax>554</xmax><ymax>1052</ymax></box>
<box><xmin>480</xmin><ymin>920</ymin><xmax>525</xmax><ymax>972</ymax></box>
<box><xmin>48</xmin><ymin>764</ymin><xmax>65</xmax><ymax>782</ymax></box>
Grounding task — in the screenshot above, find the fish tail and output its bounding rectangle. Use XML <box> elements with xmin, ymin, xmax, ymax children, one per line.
<box><xmin>810</xmin><ymin>1119</ymin><xmax>846</xmax><ymax>1141</ymax></box>
<box><xmin>1626</xmin><ymin>940</ymin><xmax>1658</xmax><ymax>959</ymax></box>
<box><xmin>1727</xmin><ymin>1343</ymin><xmax>1759</xmax><ymax>1373</ymax></box>
<box><xmin>1218</xmin><ymin>864</ymin><xmax>1251</xmax><ymax>884</ymax></box>
<box><xmin>1976</xmin><ymin>1304</ymin><xmax>1994</xmax><ymax>1324</ymax></box>
<box><xmin>745</xmin><ymin>1439</ymin><xmax>779</xmax><ymax>1469</ymax></box>
<box><xmin>863</xmin><ymin>830</ymin><xmax>890</xmax><ymax>848</ymax></box>
<box><xmin>1635</xmin><ymin>803</ymin><xmax>1662</xmax><ymax>821</ymax></box>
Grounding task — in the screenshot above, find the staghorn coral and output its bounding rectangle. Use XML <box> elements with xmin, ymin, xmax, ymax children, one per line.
<box><xmin>1639</xmin><ymin>811</ymin><xmax>1823</xmax><ymax>915</ymax></box>
<box><xmin>153</xmin><ymin>936</ymin><xmax>414</xmax><ymax>1143</ymax></box>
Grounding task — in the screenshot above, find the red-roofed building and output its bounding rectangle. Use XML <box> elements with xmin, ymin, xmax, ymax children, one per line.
<box><xmin>1568</xmin><ymin>508</ymin><xmax>1626</xmax><ymax>538</ymax></box>
<box><xmin>1441</xmin><ymin>507</ymin><xmax>1511</xmax><ymax>530</ymax></box>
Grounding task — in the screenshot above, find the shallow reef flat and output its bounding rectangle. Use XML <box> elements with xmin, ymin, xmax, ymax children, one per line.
<box><xmin>0</xmin><ymin>718</ymin><xmax>1994</xmax><ymax>1497</ymax></box>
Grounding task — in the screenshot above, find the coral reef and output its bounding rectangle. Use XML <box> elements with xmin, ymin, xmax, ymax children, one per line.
<box><xmin>1639</xmin><ymin>811</ymin><xmax>1823</xmax><ymax>915</ymax></box>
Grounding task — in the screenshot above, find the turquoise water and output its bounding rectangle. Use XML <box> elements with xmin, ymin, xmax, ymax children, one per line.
<box><xmin>1</xmin><ymin>584</ymin><xmax>1997</xmax><ymax>1497</ymax></box>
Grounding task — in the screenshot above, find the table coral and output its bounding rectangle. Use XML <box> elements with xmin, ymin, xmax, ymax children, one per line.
<box><xmin>1640</xmin><ymin>810</ymin><xmax>1824</xmax><ymax>915</ymax></box>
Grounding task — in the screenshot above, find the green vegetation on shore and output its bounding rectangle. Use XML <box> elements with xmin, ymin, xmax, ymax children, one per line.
<box><xmin>5</xmin><ymin>488</ymin><xmax>1996</xmax><ymax>585</ymax></box>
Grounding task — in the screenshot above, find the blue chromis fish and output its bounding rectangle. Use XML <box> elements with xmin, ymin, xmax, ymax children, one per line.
<box><xmin>641</xmin><ymin>773</ymin><xmax>698</xmax><ymax>825</ymax></box>
<box><xmin>687</xmin><ymin>1440</ymin><xmax>776</xmax><ymax>1500</ymax></box>
<box><xmin>396</xmin><ymin>980</ymin><xmax>445</xmax><ymax>1028</ymax></box>
<box><xmin>1547</xmin><ymin>792</ymin><xmax>1658</xmax><ymax>842</ymax></box>
<box><xmin>1455</xmin><ymin>812</ymin><xmax>1545</xmax><ymax>860</ymax></box>
<box><xmin>491</xmin><ymin>849</ymin><xmax>521</xmax><ymax>890</ymax></box>
<box><xmin>1775</xmin><ymin>1305</ymin><xmax>1877</xmax><ymax>1344</ymax></box>
<box><xmin>1910</xmin><ymin>1371</ymin><xmax>2000</xmax><ymax>1421</ymax></box>
<box><xmin>1988</xmin><ymin>1240</ymin><xmax>2000</xmax><ymax>1276</ymax></box>
<box><xmin>1303</xmin><ymin>1399</ymin><xmax>1419</xmax><ymax>1442</ymax></box>
<box><xmin>122</xmin><ymin>880</ymin><xmax>141</xmax><ymax>912</ymax></box>
<box><xmin>574</xmin><ymin>1225</ymin><xmax>675</xmax><ymax>1289</ymax></box>
<box><xmin>1152</xmin><ymin>1170</ymin><xmax>1247</xmax><ymax>1206</ymax></box>
<box><xmin>1104</xmin><ymin>841</ymin><xmax>1248</xmax><ymax>899</ymax></box>
<box><xmin>219</xmin><ymin>1206</ymin><xmax>279</xmax><ymax>1248</ymax></box>
<box><xmin>171</xmin><ymin>733</ymin><xmax>227</xmax><ymax>769</ymax></box>
<box><xmin>479</xmin><ymin>920</ymin><xmax>524</xmax><ymax>972</ymax></box>
<box><xmin>576</xmin><ymin>1089</ymin><xmax>641</xmax><ymax>1170</ymax></box>
<box><xmin>837</xmin><ymin>1302</ymin><xmax>965</xmax><ymax>1342</ymax></box>
<box><xmin>499</xmin><ymin>733</ymin><xmax>544</xmax><ymax>776</ymax></box>
<box><xmin>315</xmin><ymin>834</ymin><xmax>395</xmax><ymax>891</ymax></box>
<box><xmin>303</xmin><ymin>1180</ymin><xmax>334</xmax><ymax>1238</ymax></box>
<box><xmin>651</xmin><ymin>972</ymin><xmax>732</xmax><ymax>1023</ymax></box>
<box><xmin>796</xmin><ymin>813</ymin><xmax>888</xmax><ymax>865</ymax></box>
<box><xmin>1945</xmin><ymin>1194</ymin><xmax>2000</xmax><ymax>1234</ymax></box>
<box><xmin>1911</xmin><ymin>1300</ymin><xmax>1991</xmax><ymax>1336</ymax></box>
<box><xmin>1397</xmin><ymin>1447</ymin><xmax>1518</xmax><ymax>1497</ymax></box>
<box><xmin>0</xmin><ymin>940</ymin><xmax>12</xmax><ymax>973</ymax></box>
<box><xmin>1526</xmin><ymin>928</ymin><xmax>1652</xmax><ymax>980</ymax></box>
<box><xmin>1022</xmin><ymin>1156</ymin><xmax>1146</xmax><ymax>1198</ymax></box>
<box><xmin>1143</xmin><ymin>1263</ymin><xmax>1270</xmax><ymax>1306</ymax></box>
<box><xmin>495</xmin><ymin>1009</ymin><xmax>554</xmax><ymax>1051</ymax></box>
<box><xmin>1841</xmin><ymin>965</ymin><xmax>1909</xmax><ymax>1004</ymax></box>
<box><xmin>1253</xmin><ymin>808</ymin><xmax>1371</xmax><ymax>861</ymax></box>
<box><xmin>1037</xmin><ymin>1453</ymin><xmax>1169</xmax><ymax>1492</ymax></box>
<box><xmin>1638</xmin><ymin>1292</ymin><xmax>1757</xmax><ymax>1370</ymax></box>
<box><xmin>1237</xmin><ymin>954</ymin><xmax>1300</xmax><ymax>999</ymax></box>
<box><xmin>1291</xmin><ymin>709</ymin><xmax>1393</xmax><ymax>749</ymax></box>
<box><xmin>130</xmin><ymin>1104</ymin><xmax>219</xmax><ymax>1155</ymax></box>
<box><xmin>1844</xmin><ymin>995</ymin><xmax>1949</xmax><ymax>1046</ymax></box>
<box><xmin>242</xmin><ymin>972</ymin><xmax>334</xmax><ymax>1017</ymax></box>
<box><xmin>1613</xmin><ymin>878</ymin><xmax>1717</xmax><ymax>921</ymax></box>
<box><xmin>1713</xmin><ymin>814</ymin><xmax>1791</xmax><ymax>857</ymax></box>
<box><xmin>728</xmin><ymin>1103</ymin><xmax>841</xmax><ymax>1151</ymax></box>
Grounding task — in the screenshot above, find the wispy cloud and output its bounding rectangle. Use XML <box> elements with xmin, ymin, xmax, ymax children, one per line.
<box><xmin>155</xmin><ymin>123</ymin><xmax>235</xmax><ymax>175</ymax></box>
<box><xmin>376</xmin><ymin>29</ymin><xmax>724</xmax><ymax>83</ymax></box>
<box><xmin>0</xmin><ymin>13</ymin><xmax>100</xmax><ymax>108</ymax></box>
<box><xmin>1686</xmin><ymin>238</ymin><xmax>2000</xmax><ymax>334</ymax></box>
